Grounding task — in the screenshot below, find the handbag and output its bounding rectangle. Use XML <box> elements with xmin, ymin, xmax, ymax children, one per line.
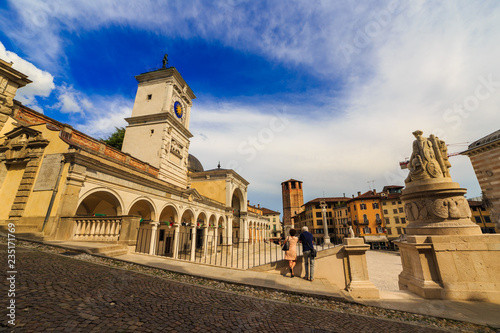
<box><xmin>281</xmin><ymin>237</ymin><xmax>290</xmax><ymax>251</ymax></box>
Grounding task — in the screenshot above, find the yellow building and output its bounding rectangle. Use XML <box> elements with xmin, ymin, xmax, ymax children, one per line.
<box><xmin>468</xmin><ymin>200</ymin><xmax>498</xmax><ymax>233</ymax></box>
<box><xmin>0</xmin><ymin>58</ymin><xmax>270</xmax><ymax>259</ymax></box>
<box><xmin>261</xmin><ymin>207</ymin><xmax>281</xmax><ymax>238</ymax></box>
<box><xmin>379</xmin><ymin>185</ymin><xmax>407</xmax><ymax>239</ymax></box>
<box><xmin>346</xmin><ymin>190</ymin><xmax>388</xmax><ymax>247</ymax></box>
<box><xmin>333</xmin><ymin>204</ymin><xmax>349</xmax><ymax>244</ymax></box>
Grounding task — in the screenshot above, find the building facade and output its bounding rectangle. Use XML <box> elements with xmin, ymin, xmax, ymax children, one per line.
<box><xmin>292</xmin><ymin>197</ymin><xmax>349</xmax><ymax>245</ymax></box>
<box><xmin>261</xmin><ymin>207</ymin><xmax>281</xmax><ymax>238</ymax></box>
<box><xmin>468</xmin><ymin>200</ymin><xmax>497</xmax><ymax>233</ymax></box>
<box><xmin>0</xmin><ymin>60</ymin><xmax>269</xmax><ymax>259</ymax></box>
<box><xmin>379</xmin><ymin>185</ymin><xmax>407</xmax><ymax>239</ymax></box>
<box><xmin>462</xmin><ymin>129</ymin><xmax>500</xmax><ymax>229</ymax></box>
<box><xmin>346</xmin><ymin>190</ymin><xmax>388</xmax><ymax>246</ymax></box>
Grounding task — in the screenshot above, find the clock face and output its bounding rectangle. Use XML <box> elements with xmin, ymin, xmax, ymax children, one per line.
<box><xmin>174</xmin><ymin>101</ymin><xmax>183</xmax><ymax>119</ymax></box>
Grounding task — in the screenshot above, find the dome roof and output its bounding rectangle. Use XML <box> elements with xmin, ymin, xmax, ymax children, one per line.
<box><xmin>187</xmin><ymin>154</ymin><xmax>204</xmax><ymax>173</ymax></box>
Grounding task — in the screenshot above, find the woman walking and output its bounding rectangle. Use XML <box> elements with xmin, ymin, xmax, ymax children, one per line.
<box><xmin>283</xmin><ymin>229</ymin><xmax>299</xmax><ymax>277</ymax></box>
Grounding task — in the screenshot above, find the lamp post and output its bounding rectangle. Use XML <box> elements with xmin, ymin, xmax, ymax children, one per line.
<box><xmin>320</xmin><ymin>200</ymin><xmax>331</xmax><ymax>244</ymax></box>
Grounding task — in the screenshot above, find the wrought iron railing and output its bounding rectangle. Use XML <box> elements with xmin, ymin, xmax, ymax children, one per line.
<box><xmin>136</xmin><ymin>229</ymin><xmax>338</xmax><ymax>269</ymax></box>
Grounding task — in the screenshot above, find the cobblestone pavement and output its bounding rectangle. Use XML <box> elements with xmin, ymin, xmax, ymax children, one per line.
<box><xmin>0</xmin><ymin>245</ymin><xmax>450</xmax><ymax>333</ymax></box>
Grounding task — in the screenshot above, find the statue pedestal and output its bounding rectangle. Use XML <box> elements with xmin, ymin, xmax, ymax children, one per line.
<box><xmin>343</xmin><ymin>237</ymin><xmax>380</xmax><ymax>299</ymax></box>
<box><xmin>402</xmin><ymin>179</ymin><xmax>481</xmax><ymax>236</ymax></box>
<box><xmin>399</xmin><ymin>178</ymin><xmax>500</xmax><ymax>303</ymax></box>
<box><xmin>398</xmin><ymin>234</ymin><xmax>500</xmax><ymax>303</ymax></box>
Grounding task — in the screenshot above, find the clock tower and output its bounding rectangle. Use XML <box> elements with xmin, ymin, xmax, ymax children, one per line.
<box><xmin>122</xmin><ymin>66</ymin><xmax>196</xmax><ymax>189</ymax></box>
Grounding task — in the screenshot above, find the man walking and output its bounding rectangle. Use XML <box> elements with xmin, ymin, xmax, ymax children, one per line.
<box><xmin>299</xmin><ymin>226</ymin><xmax>315</xmax><ymax>281</ymax></box>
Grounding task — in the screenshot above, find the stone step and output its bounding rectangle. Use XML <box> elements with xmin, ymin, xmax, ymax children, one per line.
<box><xmin>101</xmin><ymin>248</ymin><xmax>129</xmax><ymax>257</ymax></box>
<box><xmin>14</xmin><ymin>232</ymin><xmax>46</xmax><ymax>241</ymax></box>
<box><xmin>0</xmin><ymin>224</ymin><xmax>40</xmax><ymax>234</ymax></box>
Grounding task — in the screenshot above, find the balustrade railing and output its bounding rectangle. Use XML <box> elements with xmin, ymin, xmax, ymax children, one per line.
<box><xmin>73</xmin><ymin>217</ymin><xmax>122</xmax><ymax>241</ymax></box>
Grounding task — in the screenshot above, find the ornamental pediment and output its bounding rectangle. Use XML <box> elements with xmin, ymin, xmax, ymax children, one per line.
<box><xmin>0</xmin><ymin>126</ymin><xmax>49</xmax><ymax>161</ymax></box>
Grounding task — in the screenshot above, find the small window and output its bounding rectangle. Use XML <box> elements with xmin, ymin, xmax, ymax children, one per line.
<box><xmin>147</xmin><ymin>94</ymin><xmax>152</xmax><ymax>100</ymax></box>
<box><xmin>316</xmin><ymin>212</ymin><xmax>322</xmax><ymax>218</ymax></box>
<box><xmin>387</xmin><ymin>228</ymin><xmax>392</xmax><ymax>235</ymax></box>
<box><xmin>393</xmin><ymin>209</ymin><xmax>398</xmax><ymax>214</ymax></box>
<box><xmin>397</xmin><ymin>227</ymin><xmax>402</xmax><ymax>235</ymax></box>
<box><xmin>474</xmin><ymin>216</ymin><xmax>482</xmax><ymax>223</ymax></box>
<box><xmin>401</xmin><ymin>217</ymin><xmax>406</xmax><ymax>224</ymax></box>
<box><xmin>484</xmin><ymin>216</ymin><xmax>491</xmax><ymax>223</ymax></box>
<box><xmin>398</xmin><ymin>207</ymin><xmax>404</xmax><ymax>213</ymax></box>
<box><xmin>395</xmin><ymin>217</ymin><xmax>400</xmax><ymax>224</ymax></box>
<box><xmin>382</xmin><ymin>201</ymin><xmax>387</xmax><ymax>206</ymax></box>
<box><xmin>372</xmin><ymin>202</ymin><xmax>379</xmax><ymax>209</ymax></box>
<box><xmin>385</xmin><ymin>218</ymin><xmax>390</xmax><ymax>224</ymax></box>
<box><xmin>383</xmin><ymin>209</ymin><xmax>388</xmax><ymax>214</ymax></box>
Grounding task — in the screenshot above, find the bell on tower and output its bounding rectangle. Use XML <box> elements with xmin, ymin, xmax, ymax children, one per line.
<box><xmin>121</xmin><ymin>56</ymin><xmax>196</xmax><ymax>189</ymax></box>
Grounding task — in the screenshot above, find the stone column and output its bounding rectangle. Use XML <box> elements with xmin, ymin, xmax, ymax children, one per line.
<box><xmin>149</xmin><ymin>221</ymin><xmax>160</xmax><ymax>255</ymax></box>
<box><xmin>213</xmin><ymin>225</ymin><xmax>219</xmax><ymax>256</ymax></box>
<box><xmin>225</xmin><ymin>215</ymin><xmax>232</xmax><ymax>245</ymax></box>
<box><xmin>190</xmin><ymin>226</ymin><xmax>197</xmax><ymax>262</ymax></box>
<box><xmin>320</xmin><ymin>200</ymin><xmax>331</xmax><ymax>244</ymax></box>
<box><xmin>241</xmin><ymin>218</ymin><xmax>249</xmax><ymax>243</ymax></box>
<box><xmin>202</xmin><ymin>225</ymin><xmax>209</xmax><ymax>257</ymax></box>
<box><xmin>173</xmin><ymin>223</ymin><xmax>180</xmax><ymax>259</ymax></box>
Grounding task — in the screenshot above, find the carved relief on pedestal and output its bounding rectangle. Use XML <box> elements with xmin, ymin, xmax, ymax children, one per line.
<box><xmin>404</xmin><ymin>196</ymin><xmax>471</xmax><ymax>222</ymax></box>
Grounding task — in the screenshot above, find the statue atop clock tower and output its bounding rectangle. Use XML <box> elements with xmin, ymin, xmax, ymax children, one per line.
<box><xmin>121</xmin><ymin>64</ymin><xmax>196</xmax><ymax>189</ymax></box>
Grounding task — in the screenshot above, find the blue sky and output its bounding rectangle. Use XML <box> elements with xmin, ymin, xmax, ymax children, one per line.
<box><xmin>1</xmin><ymin>1</ymin><xmax>500</xmax><ymax>213</ymax></box>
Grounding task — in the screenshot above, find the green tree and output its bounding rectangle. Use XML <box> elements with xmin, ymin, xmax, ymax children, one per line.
<box><xmin>101</xmin><ymin>127</ymin><xmax>125</xmax><ymax>150</ymax></box>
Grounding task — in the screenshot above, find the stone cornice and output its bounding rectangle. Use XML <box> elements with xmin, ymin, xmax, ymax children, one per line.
<box><xmin>188</xmin><ymin>168</ymin><xmax>249</xmax><ymax>186</ymax></box>
<box><xmin>0</xmin><ymin>59</ymin><xmax>32</xmax><ymax>88</ymax></box>
<box><xmin>461</xmin><ymin>141</ymin><xmax>500</xmax><ymax>157</ymax></box>
<box><xmin>64</xmin><ymin>149</ymin><xmax>184</xmax><ymax>195</ymax></box>
<box><xmin>135</xmin><ymin>67</ymin><xmax>196</xmax><ymax>100</ymax></box>
<box><xmin>124</xmin><ymin>112</ymin><xmax>193</xmax><ymax>139</ymax></box>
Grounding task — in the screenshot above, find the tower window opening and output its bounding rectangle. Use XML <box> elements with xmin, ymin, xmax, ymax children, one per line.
<box><xmin>147</xmin><ymin>94</ymin><xmax>152</xmax><ymax>100</ymax></box>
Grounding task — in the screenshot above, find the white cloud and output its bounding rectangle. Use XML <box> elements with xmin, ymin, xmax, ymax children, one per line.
<box><xmin>74</xmin><ymin>95</ymin><xmax>132</xmax><ymax>139</ymax></box>
<box><xmin>0</xmin><ymin>41</ymin><xmax>55</xmax><ymax>108</ymax></box>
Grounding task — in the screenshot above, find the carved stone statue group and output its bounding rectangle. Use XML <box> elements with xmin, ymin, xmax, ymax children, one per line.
<box><xmin>405</xmin><ymin>130</ymin><xmax>452</xmax><ymax>183</ymax></box>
